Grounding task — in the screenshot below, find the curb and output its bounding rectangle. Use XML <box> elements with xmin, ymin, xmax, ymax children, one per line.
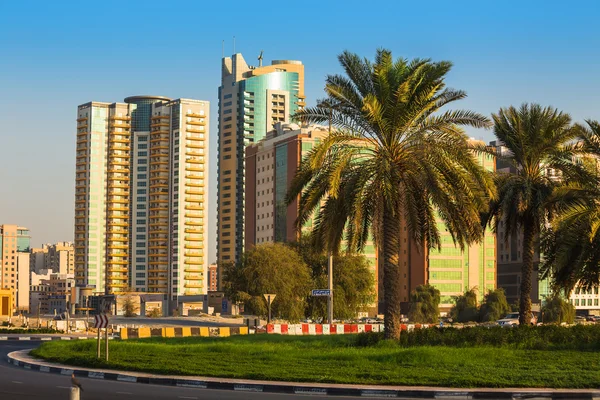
<box><xmin>0</xmin><ymin>336</ymin><xmax>116</xmax><ymax>341</ymax></box>
<box><xmin>6</xmin><ymin>350</ymin><xmax>600</xmax><ymax>399</ymax></box>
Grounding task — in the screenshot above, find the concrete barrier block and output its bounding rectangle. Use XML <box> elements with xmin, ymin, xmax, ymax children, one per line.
<box><xmin>322</xmin><ymin>324</ymin><xmax>330</xmax><ymax>335</ymax></box>
<box><xmin>308</xmin><ymin>324</ymin><xmax>316</xmax><ymax>335</ymax></box>
<box><xmin>139</xmin><ymin>327</ymin><xmax>151</xmax><ymax>338</ymax></box>
<box><xmin>181</xmin><ymin>327</ymin><xmax>191</xmax><ymax>337</ymax></box>
<box><xmin>239</xmin><ymin>326</ymin><xmax>248</xmax><ymax>335</ymax></box>
<box><xmin>120</xmin><ymin>328</ymin><xmax>128</xmax><ymax>339</ymax></box>
<box><xmin>220</xmin><ymin>327</ymin><xmax>231</xmax><ymax>337</ymax></box>
<box><xmin>199</xmin><ymin>327</ymin><xmax>209</xmax><ymax>337</ymax></box>
<box><xmin>164</xmin><ymin>327</ymin><xmax>175</xmax><ymax>337</ymax></box>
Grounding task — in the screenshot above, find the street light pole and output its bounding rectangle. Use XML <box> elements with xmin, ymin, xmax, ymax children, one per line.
<box><xmin>327</xmin><ymin>252</ymin><xmax>333</xmax><ymax>324</ymax></box>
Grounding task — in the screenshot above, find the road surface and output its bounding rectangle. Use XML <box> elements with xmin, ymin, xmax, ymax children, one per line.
<box><xmin>0</xmin><ymin>341</ymin><xmax>362</xmax><ymax>399</ymax></box>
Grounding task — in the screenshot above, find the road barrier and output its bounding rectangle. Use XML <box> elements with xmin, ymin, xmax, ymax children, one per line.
<box><xmin>119</xmin><ymin>326</ymin><xmax>248</xmax><ymax>339</ymax></box>
<box><xmin>265</xmin><ymin>323</ymin><xmax>434</xmax><ymax>334</ymax></box>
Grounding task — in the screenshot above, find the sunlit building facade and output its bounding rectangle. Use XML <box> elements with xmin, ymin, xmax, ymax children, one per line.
<box><xmin>74</xmin><ymin>96</ymin><xmax>209</xmax><ymax>302</ymax></box>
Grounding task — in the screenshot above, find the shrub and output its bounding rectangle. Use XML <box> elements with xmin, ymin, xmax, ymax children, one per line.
<box><xmin>450</xmin><ymin>289</ymin><xmax>479</xmax><ymax>322</ymax></box>
<box><xmin>355</xmin><ymin>324</ymin><xmax>600</xmax><ymax>350</ymax></box>
<box><xmin>408</xmin><ymin>284</ymin><xmax>440</xmax><ymax>323</ymax></box>
<box><xmin>542</xmin><ymin>294</ymin><xmax>575</xmax><ymax>324</ymax></box>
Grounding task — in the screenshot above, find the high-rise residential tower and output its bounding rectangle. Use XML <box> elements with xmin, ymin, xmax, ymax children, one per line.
<box><xmin>217</xmin><ymin>53</ymin><xmax>305</xmax><ymax>268</ymax></box>
<box><xmin>75</xmin><ymin>96</ymin><xmax>209</xmax><ymax>305</ymax></box>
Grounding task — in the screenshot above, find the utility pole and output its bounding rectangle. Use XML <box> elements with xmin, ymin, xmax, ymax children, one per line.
<box><xmin>65</xmin><ymin>302</ymin><xmax>69</xmax><ymax>334</ymax></box>
<box><xmin>328</xmin><ymin>253</ymin><xmax>333</xmax><ymax>324</ymax></box>
<box><xmin>37</xmin><ymin>302</ymin><xmax>40</xmax><ymax>329</ymax></box>
<box><xmin>105</xmin><ymin>326</ymin><xmax>109</xmax><ymax>361</ymax></box>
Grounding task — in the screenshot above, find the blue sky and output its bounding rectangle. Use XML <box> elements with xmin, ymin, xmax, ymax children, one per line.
<box><xmin>1</xmin><ymin>0</ymin><xmax>599</xmax><ymax>261</ymax></box>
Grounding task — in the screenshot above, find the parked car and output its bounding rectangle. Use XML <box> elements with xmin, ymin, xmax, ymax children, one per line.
<box><xmin>497</xmin><ymin>312</ymin><xmax>537</xmax><ymax>327</ymax></box>
<box><xmin>575</xmin><ymin>315</ymin><xmax>587</xmax><ymax>324</ymax></box>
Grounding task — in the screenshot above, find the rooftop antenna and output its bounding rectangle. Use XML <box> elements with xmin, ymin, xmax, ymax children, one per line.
<box><xmin>233</xmin><ymin>36</ymin><xmax>236</xmax><ymax>54</ymax></box>
<box><xmin>258</xmin><ymin>50</ymin><xmax>264</xmax><ymax>67</ymax></box>
<box><xmin>222</xmin><ymin>40</ymin><xmax>224</xmax><ymax>58</ymax></box>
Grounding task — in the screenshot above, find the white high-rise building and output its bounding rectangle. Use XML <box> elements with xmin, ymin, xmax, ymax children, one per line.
<box><xmin>74</xmin><ymin>96</ymin><xmax>209</xmax><ymax>307</ymax></box>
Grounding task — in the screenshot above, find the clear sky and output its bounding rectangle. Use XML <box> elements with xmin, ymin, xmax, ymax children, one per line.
<box><xmin>1</xmin><ymin>0</ymin><xmax>599</xmax><ymax>261</ymax></box>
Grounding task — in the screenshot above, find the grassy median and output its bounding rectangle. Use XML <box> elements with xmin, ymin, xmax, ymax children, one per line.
<box><xmin>31</xmin><ymin>331</ymin><xmax>600</xmax><ymax>388</ymax></box>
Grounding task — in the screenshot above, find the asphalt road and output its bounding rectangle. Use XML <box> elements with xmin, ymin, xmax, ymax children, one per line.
<box><xmin>0</xmin><ymin>341</ymin><xmax>362</xmax><ymax>400</ymax></box>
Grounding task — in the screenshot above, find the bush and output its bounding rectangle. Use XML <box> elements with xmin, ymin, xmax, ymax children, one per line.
<box><xmin>479</xmin><ymin>288</ymin><xmax>510</xmax><ymax>322</ymax></box>
<box><xmin>408</xmin><ymin>284</ymin><xmax>440</xmax><ymax>323</ymax></box>
<box><xmin>542</xmin><ymin>294</ymin><xmax>575</xmax><ymax>324</ymax></box>
<box><xmin>147</xmin><ymin>308</ymin><xmax>162</xmax><ymax>318</ymax></box>
<box><xmin>356</xmin><ymin>324</ymin><xmax>600</xmax><ymax>350</ymax></box>
<box><xmin>450</xmin><ymin>289</ymin><xmax>479</xmax><ymax>322</ymax></box>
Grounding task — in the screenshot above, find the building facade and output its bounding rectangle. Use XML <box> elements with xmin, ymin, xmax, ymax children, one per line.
<box><xmin>30</xmin><ymin>242</ymin><xmax>74</xmax><ymax>275</ymax></box>
<box><xmin>392</xmin><ymin>145</ymin><xmax>498</xmax><ymax>313</ymax></box>
<box><xmin>30</xmin><ymin>273</ymin><xmax>75</xmax><ymax>315</ymax></box>
<box><xmin>0</xmin><ymin>225</ymin><xmax>31</xmax><ymax>313</ymax></box>
<box><xmin>207</xmin><ymin>263</ymin><xmax>218</xmax><ymax>292</ymax></box>
<box><xmin>217</xmin><ymin>53</ymin><xmax>305</xmax><ymax>269</ymax></box>
<box><xmin>74</xmin><ymin>96</ymin><xmax>209</xmax><ymax>306</ymax></box>
<box><xmin>245</xmin><ymin>123</ymin><xmax>380</xmax><ymax>312</ymax></box>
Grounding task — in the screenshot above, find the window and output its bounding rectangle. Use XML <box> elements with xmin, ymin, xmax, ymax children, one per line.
<box><xmin>137</xmin><ymin>189</ymin><xmax>146</xmax><ymax>194</ymax></box>
<box><xmin>138</xmin><ymin>151</ymin><xmax>147</xmax><ymax>157</ymax></box>
<box><xmin>137</xmin><ymin>174</ymin><xmax>147</xmax><ymax>180</ymax></box>
<box><xmin>136</xmin><ymin>212</ymin><xmax>146</xmax><ymax>217</ymax></box>
<box><xmin>135</xmin><ymin>273</ymin><xmax>145</xmax><ymax>278</ymax></box>
<box><xmin>138</xmin><ymin>144</ymin><xmax>148</xmax><ymax>149</ymax></box>
<box><xmin>136</xmin><ymin>258</ymin><xmax>145</xmax><ymax>263</ymax></box>
<box><xmin>136</xmin><ymin>250</ymin><xmax>146</xmax><ymax>255</ymax></box>
<box><xmin>138</xmin><ymin>166</ymin><xmax>147</xmax><ymax>172</ymax></box>
<box><xmin>136</xmin><ymin>265</ymin><xmax>145</xmax><ymax>270</ymax></box>
<box><xmin>138</xmin><ymin>159</ymin><xmax>147</xmax><ymax>164</ymax></box>
<box><xmin>137</xmin><ymin>196</ymin><xmax>146</xmax><ymax>202</ymax></box>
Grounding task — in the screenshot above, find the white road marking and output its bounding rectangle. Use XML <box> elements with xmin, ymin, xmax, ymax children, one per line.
<box><xmin>11</xmin><ymin>381</ymin><xmax>23</xmax><ymax>384</ymax></box>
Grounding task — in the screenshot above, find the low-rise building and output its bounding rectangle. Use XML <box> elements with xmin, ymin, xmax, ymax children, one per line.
<box><xmin>29</xmin><ymin>273</ymin><xmax>75</xmax><ymax>315</ymax></box>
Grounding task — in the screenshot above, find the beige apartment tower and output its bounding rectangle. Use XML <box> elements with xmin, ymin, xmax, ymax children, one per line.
<box><xmin>217</xmin><ymin>53</ymin><xmax>305</xmax><ymax>270</ymax></box>
<box><xmin>75</xmin><ymin>96</ymin><xmax>209</xmax><ymax>303</ymax></box>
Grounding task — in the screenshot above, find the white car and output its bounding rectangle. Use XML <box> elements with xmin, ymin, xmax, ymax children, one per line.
<box><xmin>497</xmin><ymin>312</ymin><xmax>537</xmax><ymax>327</ymax></box>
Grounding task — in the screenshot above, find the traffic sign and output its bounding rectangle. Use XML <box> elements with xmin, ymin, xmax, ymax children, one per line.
<box><xmin>263</xmin><ymin>294</ymin><xmax>276</xmax><ymax>304</ymax></box>
<box><xmin>94</xmin><ymin>314</ymin><xmax>109</xmax><ymax>328</ymax></box>
<box><xmin>311</xmin><ymin>289</ymin><xmax>331</xmax><ymax>296</ymax></box>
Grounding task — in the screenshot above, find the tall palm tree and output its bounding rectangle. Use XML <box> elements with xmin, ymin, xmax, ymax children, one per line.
<box><xmin>484</xmin><ymin>104</ymin><xmax>579</xmax><ymax>326</ymax></box>
<box><xmin>540</xmin><ymin>120</ymin><xmax>600</xmax><ymax>292</ymax></box>
<box><xmin>286</xmin><ymin>49</ymin><xmax>495</xmax><ymax>339</ymax></box>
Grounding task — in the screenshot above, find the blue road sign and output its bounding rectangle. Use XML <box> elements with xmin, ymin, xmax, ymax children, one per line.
<box><xmin>311</xmin><ymin>289</ymin><xmax>331</xmax><ymax>296</ymax></box>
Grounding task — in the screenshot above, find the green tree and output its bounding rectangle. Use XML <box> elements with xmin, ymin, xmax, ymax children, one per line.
<box><xmin>479</xmin><ymin>288</ymin><xmax>510</xmax><ymax>322</ymax></box>
<box><xmin>408</xmin><ymin>284</ymin><xmax>440</xmax><ymax>323</ymax></box>
<box><xmin>290</xmin><ymin>236</ymin><xmax>376</xmax><ymax>321</ymax></box>
<box><xmin>483</xmin><ymin>104</ymin><xmax>580</xmax><ymax>326</ymax></box>
<box><xmin>222</xmin><ymin>243</ymin><xmax>312</xmax><ymax>322</ymax></box>
<box><xmin>451</xmin><ymin>288</ymin><xmax>479</xmax><ymax>322</ymax></box>
<box><xmin>121</xmin><ymin>294</ymin><xmax>139</xmax><ymax>318</ymax></box>
<box><xmin>542</xmin><ymin>293</ymin><xmax>575</xmax><ymax>324</ymax></box>
<box><xmin>287</xmin><ymin>49</ymin><xmax>494</xmax><ymax>339</ymax></box>
<box><xmin>540</xmin><ymin>120</ymin><xmax>600</xmax><ymax>293</ymax></box>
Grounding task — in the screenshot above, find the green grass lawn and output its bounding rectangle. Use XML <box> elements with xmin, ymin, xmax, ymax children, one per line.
<box><xmin>31</xmin><ymin>334</ymin><xmax>600</xmax><ymax>388</ymax></box>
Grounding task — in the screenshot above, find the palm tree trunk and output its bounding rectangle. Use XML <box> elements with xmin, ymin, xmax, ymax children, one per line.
<box><xmin>383</xmin><ymin>206</ymin><xmax>402</xmax><ymax>340</ymax></box>
<box><xmin>519</xmin><ymin>217</ymin><xmax>535</xmax><ymax>326</ymax></box>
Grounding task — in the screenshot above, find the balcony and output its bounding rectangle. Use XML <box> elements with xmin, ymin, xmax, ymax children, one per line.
<box><xmin>184</xmin><ymin>283</ymin><xmax>203</xmax><ymax>288</ymax></box>
<box><xmin>187</xmin><ymin>120</ymin><xmax>205</xmax><ymax>126</ymax></box>
<box><xmin>186</xmin><ymin>112</ymin><xmax>205</xmax><ymax>118</ymax></box>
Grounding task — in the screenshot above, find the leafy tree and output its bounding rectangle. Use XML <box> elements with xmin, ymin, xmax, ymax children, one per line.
<box><xmin>307</xmin><ymin>254</ymin><xmax>376</xmax><ymax>321</ymax></box>
<box><xmin>287</xmin><ymin>49</ymin><xmax>494</xmax><ymax>339</ymax></box>
<box><xmin>222</xmin><ymin>243</ymin><xmax>312</xmax><ymax>322</ymax></box>
<box><xmin>483</xmin><ymin>104</ymin><xmax>580</xmax><ymax>326</ymax></box>
<box><xmin>479</xmin><ymin>288</ymin><xmax>510</xmax><ymax>322</ymax></box>
<box><xmin>147</xmin><ymin>308</ymin><xmax>162</xmax><ymax>318</ymax></box>
<box><xmin>540</xmin><ymin>120</ymin><xmax>600</xmax><ymax>292</ymax></box>
<box><xmin>121</xmin><ymin>294</ymin><xmax>139</xmax><ymax>318</ymax></box>
<box><xmin>450</xmin><ymin>288</ymin><xmax>479</xmax><ymax>322</ymax></box>
<box><xmin>542</xmin><ymin>293</ymin><xmax>575</xmax><ymax>324</ymax></box>
<box><xmin>408</xmin><ymin>284</ymin><xmax>440</xmax><ymax>323</ymax></box>
<box><xmin>291</xmin><ymin>236</ymin><xmax>376</xmax><ymax>321</ymax></box>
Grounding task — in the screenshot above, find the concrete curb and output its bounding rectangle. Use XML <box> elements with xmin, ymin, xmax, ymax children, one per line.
<box><xmin>6</xmin><ymin>350</ymin><xmax>600</xmax><ymax>399</ymax></box>
<box><xmin>0</xmin><ymin>336</ymin><xmax>116</xmax><ymax>341</ymax></box>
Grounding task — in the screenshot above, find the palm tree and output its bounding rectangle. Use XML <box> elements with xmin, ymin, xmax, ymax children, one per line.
<box><xmin>540</xmin><ymin>120</ymin><xmax>600</xmax><ymax>292</ymax></box>
<box><xmin>286</xmin><ymin>49</ymin><xmax>495</xmax><ymax>339</ymax></box>
<box><xmin>484</xmin><ymin>104</ymin><xmax>579</xmax><ymax>326</ymax></box>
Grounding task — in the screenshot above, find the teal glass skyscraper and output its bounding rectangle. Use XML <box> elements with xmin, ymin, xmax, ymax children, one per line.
<box><xmin>217</xmin><ymin>53</ymin><xmax>305</xmax><ymax>269</ymax></box>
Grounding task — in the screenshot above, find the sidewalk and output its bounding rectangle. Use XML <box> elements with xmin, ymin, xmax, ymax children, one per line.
<box><xmin>7</xmin><ymin>349</ymin><xmax>600</xmax><ymax>399</ymax></box>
